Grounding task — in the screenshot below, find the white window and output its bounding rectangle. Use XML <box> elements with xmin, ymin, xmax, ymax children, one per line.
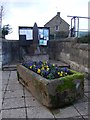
<box><xmin>55</xmin><ymin>25</ymin><xmax>59</xmax><ymax>31</ymax></box>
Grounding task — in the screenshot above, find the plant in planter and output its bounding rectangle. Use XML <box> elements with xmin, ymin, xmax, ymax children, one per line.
<box><xmin>22</xmin><ymin>61</ymin><xmax>72</xmax><ymax>80</ymax></box>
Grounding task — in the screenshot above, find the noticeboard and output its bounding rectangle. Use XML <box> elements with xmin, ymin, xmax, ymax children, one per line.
<box><xmin>19</xmin><ymin>26</ymin><xmax>50</xmax><ymax>46</ymax></box>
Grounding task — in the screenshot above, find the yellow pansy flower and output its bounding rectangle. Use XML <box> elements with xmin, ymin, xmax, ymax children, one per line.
<box><xmin>47</xmin><ymin>67</ymin><xmax>49</xmax><ymax>71</ymax></box>
<box><xmin>60</xmin><ymin>73</ymin><xmax>63</xmax><ymax>76</ymax></box>
<box><xmin>37</xmin><ymin>69</ymin><xmax>41</xmax><ymax>73</ymax></box>
<box><xmin>41</xmin><ymin>67</ymin><xmax>44</xmax><ymax>70</ymax></box>
<box><xmin>45</xmin><ymin>65</ymin><xmax>48</xmax><ymax>68</ymax></box>
<box><xmin>30</xmin><ymin>66</ymin><xmax>32</xmax><ymax>69</ymax></box>
<box><xmin>58</xmin><ymin>72</ymin><xmax>60</xmax><ymax>75</ymax></box>
<box><xmin>61</xmin><ymin>71</ymin><xmax>63</xmax><ymax>74</ymax></box>
<box><xmin>33</xmin><ymin>64</ymin><xmax>36</xmax><ymax>67</ymax></box>
<box><xmin>52</xmin><ymin>64</ymin><xmax>55</xmax><ymax>66</ymax></box>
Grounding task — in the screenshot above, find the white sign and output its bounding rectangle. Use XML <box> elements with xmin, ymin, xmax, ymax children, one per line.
<box><xmin>20</xmin><ymin>29</ymin><xmax>33</xmax><ymax>40</ymax></box>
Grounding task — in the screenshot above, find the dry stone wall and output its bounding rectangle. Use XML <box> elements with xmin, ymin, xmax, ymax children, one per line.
<box><xmin>48</xmin><ymin>37</ymin><xmax>89</xmax><ymax>75</ymax></box>
<box><xmin>1</xmin><ymin>37</ymin><xmax>89</xmax><ymax>75</ymax></box>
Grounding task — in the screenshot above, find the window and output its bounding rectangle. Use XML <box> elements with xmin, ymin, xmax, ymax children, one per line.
<box><xmin>55</xmin><ymin>25</ymin><xmax>59</xmax><ymax>31</ymax></box>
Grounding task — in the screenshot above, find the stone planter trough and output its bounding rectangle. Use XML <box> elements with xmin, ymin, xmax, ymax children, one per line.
<box><xmin>17</xmin><ymin>64</ymin><xmax>84</xmax><ymax>108</ymax></box>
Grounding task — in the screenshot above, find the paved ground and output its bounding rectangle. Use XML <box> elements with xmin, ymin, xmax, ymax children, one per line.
<box><xmin>0</xmin><ymin>70</ymin><xmax>89</xmax><ymax>119</ymax></box>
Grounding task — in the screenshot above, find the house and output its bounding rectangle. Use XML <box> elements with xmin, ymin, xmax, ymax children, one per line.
<box><xmin>44</xmin><ymin>12</ymin><xmax>70</xmax><ymax>38</ymax></box>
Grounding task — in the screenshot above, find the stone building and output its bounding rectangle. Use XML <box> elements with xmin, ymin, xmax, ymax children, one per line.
<box><xmin>44</xmin><ymin>12</ymin><xmax>70</xmax><ymax>38</ymax></box>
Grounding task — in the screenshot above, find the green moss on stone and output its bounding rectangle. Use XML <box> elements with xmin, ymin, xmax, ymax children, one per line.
<box><xmin>56</xmin><ymin>80</ymin><xmax>75</xmax><ymax>92</ymax></box>
<box><xmin>56</xmin><ymin>72</ymin><xmax>84</xmax><ymax>92</ymax></box>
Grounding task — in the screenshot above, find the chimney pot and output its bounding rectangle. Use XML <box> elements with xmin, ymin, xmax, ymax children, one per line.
<box><xmin>57</xmin><ymin>12</ymin><xmax>60</xmax><ymax>17</ymax></box>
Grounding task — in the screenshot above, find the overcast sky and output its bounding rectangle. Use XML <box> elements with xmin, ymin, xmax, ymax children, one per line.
<box><xmin>1</xmin><ymin>0</ymin><xmax>89</xmax><ymax>40</ymax></box>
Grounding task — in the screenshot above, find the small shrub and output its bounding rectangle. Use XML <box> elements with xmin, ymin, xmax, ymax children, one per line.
<box><xmin>77</xmin><ymin>34</ymin><xmax>90</xmax><ymax>43</ymax></box>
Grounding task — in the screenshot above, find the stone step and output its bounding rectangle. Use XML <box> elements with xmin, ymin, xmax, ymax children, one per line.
<box><xmin>2</xmin><ymin>64</ymin><xmax>17</xmax><ymax>71</ymax></box>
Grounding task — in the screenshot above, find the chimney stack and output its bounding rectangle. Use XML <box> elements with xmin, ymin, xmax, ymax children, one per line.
<box><xmin>57</xmin><ymin>12</ymin><xmax>60</xmax><ymax>17</ymax></box>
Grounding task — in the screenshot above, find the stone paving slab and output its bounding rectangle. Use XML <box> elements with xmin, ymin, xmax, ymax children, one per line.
<box><xmin>2</xmin><ymin>84</ymin><xmax>7</xmax><ymax>91</ymax></box>
<box><xmin>2</xmin><ymin>97</ymin><xmax>25</xmax><ymax>110</ymax></box>
<box><xmin>2</xmin><ymin>91</ymin><xmax>5</xmax><ymax>99</ymax></box>
<box><xmin>0</xmin><ymin>112</ymin><xmax>2</xmax><ymax>120</ymax></box>
<box><xmin>83</xmin><ymin>115</ymin><xmax>89</xmax><ymax>119</ymax></box>
<box><xmin>6</xmin><ymin>83</ymin><xmax>24</xmax><ymax>91</ymax></box>
<box><xmin>73</xmin><ymin>102</ymin><xmax>88</xmax><ymax>116</ymax></box>
<box><xmin>2</xmin><ymin>78</ymin><xmax>9</xmax><ymax>85</ymax></box>
<box><xmin>2</xmin><ymin>108</ymin><xmax>26</xmax><ymax>118</ymax></box>
<box><xmin>27</xmin><ymin>106</ymin><xmax>54</xmax><ymax>118</ymax></box>
<box><xmin>9</xmin><ymin>71</ymin><xmax>18</xmax><ymax>80</ymax></box>
<box><xmin>51</xmin><ymin>106</ymin><xmax>80</xmax><ymax>118</ymax></box>
<box><xmin>8</xmin><ymin>78</ymin><xmax>19</xmax><ymax>84</ymax></box>
<box><xmin>84</xmin><ymin>93</ymin><xmax>88</xmax><ymax>98</ymax></box>
<box><xmin>75</xmin><ymin>95</ymin><xmax>88</xmax><ymax>103</ymax></box>
<box><xmin>1</xmin><ymin>70</ymin><xmax>89</xmax><ymax>119</ymax></box>
<box><xmin>24</xmin><ymin>89</ymin><xmax>34</xmax><ymax>97</ymax></box>
<box><xmin>0</xmin><ymin>91</ymin><xmax>2</xmax><ymax>99</ymax></box>
<box><xmin>2</xmin><ymin>71</ymin><xmax>10</xmax><ymax>80</ymax></box>
<box><xmin>25</xmin><ymin>96</ymin><xmax>43</xmax><ymax>107</ymax></box>
<box><xmin>84</xmin><ymin>86</ymin><xmax>90</xmax><ymax>92</ymax></box>
<box><xmin>4</xmin><ymin>89</ymin><xmax>24</xmax><ymax>99</ymax></box>
<box><xmin>0</xmin><ymin>98</ymin><xmax>2</xmax><ymax>110</ymax></box>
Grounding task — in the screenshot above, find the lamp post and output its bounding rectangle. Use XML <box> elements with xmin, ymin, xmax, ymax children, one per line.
<box><xmin>0</xmin><ymin>6</ymin><xmax>3</xmax><ymax>28</ymax></box>
<box><xmin>0</xmin><ymin>6</ymin><xmax>3</xmax><ymax>37</ymax></box>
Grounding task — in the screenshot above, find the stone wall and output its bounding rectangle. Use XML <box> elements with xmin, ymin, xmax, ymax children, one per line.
<box><xmin>2</xmin><ymin>39</ymin><xmax>49</xmax><ymax>65</ymax></box>
<box><xmin>0</xmin><ymin>38</ymin><xmax>2</xmax><ymax>69</ymax></box>
<box><xmin>48</xmin><ymin>37</ymin><xmax>89</xmax><ymax>74</ymax></box>
<box><xmin>2</xmin><ymin>39</ymin><xmax>20</xmax><ymax>65</ymax></box>
<box><xmin>1</xmin><ymin>38</ymin><xmax>89</xmax><ymax>75</ymax></box>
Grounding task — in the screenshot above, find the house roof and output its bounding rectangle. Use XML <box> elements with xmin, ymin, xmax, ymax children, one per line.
<box><xmin>44</xmin><ymin>12</ymin><xmax>70</xmax><ymax>26</ymax></box>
